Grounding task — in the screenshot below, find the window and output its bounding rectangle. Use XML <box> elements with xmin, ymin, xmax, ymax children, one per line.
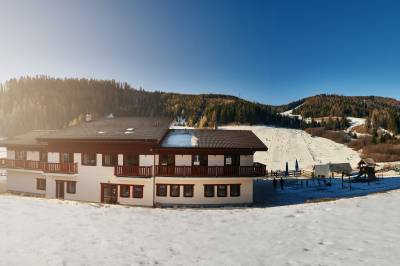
<box><xmin>39</xmin><ymin>151</ymin><xmax>48</xmax><ymax>163</ymax></box>
<box><xmin>230</xmin><ymin>184</ymin><xmax>241</xmax><ymax>197</ymax></box>
<box><xmin>102</xmin><ymin>154</ymin><xmax>118</xmax><ymax>167</ymax></box>
<box><xmin>120</xmin><ymin>185</ymin><xmax>130</xmax><ymax>198</ymax></box>
<box><xmin>36</xmin><ymin>178</ymin><xmax>46</xmax><ymax>190</ymax></box>
<box><xmin>132</xmin><ymin>185</ymin><xmax>144</xmax><ymax>198</ymax></box>
<box><xmin>170</xmin><ymin>184</ymin><xmax>180</xmax><ymax>197</ymax></box>
<box><xmin>60</xmin><ymin>153</ymin><xmax>74</xmax><ymax>163</ymax></box>
<box><xmin>217</xmin><ymin>185</ymin><xmax>228</xmax><ymax>197</ymax></box>
<box><xmin>204</xmin><ymin>185</ymin><xmax>215</xmax><ymax>197</ymax></box>
<box><xmin>15</xmin><ymin>151</ymin><xmax>27</xmax><ymax>161</ymax></box>
<box><xmin>159</xmin><ymin>154</ymin><xmax>175</xmax><ymax>166</ymax></box>
<box><xmin>82</xmin><ymin>153</ymin><xmax>97</xmax><ymax>166</ymax></box>
<box><xmin>66</xmin><ymin>181</ymin><xmax>76</xmax><ymax>194</ymax></box>
<box><xmin>225</xmin><ymin>155</ymin><xmax>240</xmax><ymax>166</ymax></box>
<box><xmin>156</xmin><ymin>184</ymin><xmax>167</xmax><ymax>197</ymax></box>
<box><xmin>183</xmin><ymin>185</ymin><xmax>194</xmax><ymax>197</ymax></box>
<box><xmin>124</xmin><ymin>154</ymin><xmax>139</xmax><ymax>166</ymax></box>
<box><xmin>192</xmin><ymin>155</ymin><xmax>208</xmax><ymax>166</ymax></box>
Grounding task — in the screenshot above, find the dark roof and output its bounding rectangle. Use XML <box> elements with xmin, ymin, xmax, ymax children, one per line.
<box><xmin>0</xmin><ymin>130</ymin><xmax>54</xmax><ymax>147</ymax></box>
<box><xmin>39</xmin><ymin>117</ymin><xmax>172</xmax><ymax>142</ymax></box>
<box><xmin>328</xmin><ymin>163</ymin><xmax>353</xmax><ymax>174</ymax></box>
<box><xmin>160</xmin><ymin>129</ymin><xmax>268</xmax><ymax>150</ymax></box>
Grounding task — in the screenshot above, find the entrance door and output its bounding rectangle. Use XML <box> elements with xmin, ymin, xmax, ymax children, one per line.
<box><xmin>101</xmin><ymin>184</ymin><xmax>118</xmax><ymax>204</ymax></box>
<box><xmin>56</xmin><ymin>181</ymin><xmax>65</xmax><ymax>199</ymax></box>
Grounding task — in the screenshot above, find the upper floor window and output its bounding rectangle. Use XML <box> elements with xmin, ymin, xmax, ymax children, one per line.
<box><xmin>102</xmin><ymin>154</ymin><xmax>118</xmax><ymax>167</ymax></box>
<box><xmin>224</xmin><ymin>155</ymin><xmax>240</xmax><ymax>166</ymax></box>
<box><xmin>39</xmin><ymin>151</ymin><xmax>48</xmax><ymax>163</ymax></box>
<box><xmin>159</xmin><ymin>154</ymin><xmax>175</xmax><ymax>166</ymax></box>
<box><xmin>193</xmin><ymin>154</ymin><xmax>208</xmax><ymax>166</ymax></box>
<box><xmin>15</xmin><ymin>151</ymin><xmax>27</xmax><ymax>161</ymax></box>
<box><xmin>82</xmin><ymin>153</ymin><xmax>97</xmax><ymax>166</ymax></box>
<box><xmin>60</xmin><ymin>153</ymin><xmax>74</xmax><ymax>163</ymax></box>
<box><xmin>124</xmin><ymin>154</ymin><xmax>139</xmax><ymax>166</ymax></box>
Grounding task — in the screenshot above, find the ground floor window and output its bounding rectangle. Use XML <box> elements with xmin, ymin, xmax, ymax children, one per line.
<box><xmin>36</xmin><ymin>178</ymin><xmax>46</xmax><ymax>190</ymax></box>
<box><xmin>230</xmin><ymin>184</ymin><xmax>241</xmax><ymax>197</ymax></box>
<box><xmin>217</xmin><ymin>184</ymin><xmax>227</xmax><ymax>197</ymax></box>
<box><xmin>170</xmin><ymin>184</ymin><xmax>180</xmax><ymax>197</ymax></box>
<box><xmin>204</xmin><ymin>185</ymin><xmax>215</xmax><ymax>197</ymax></box>
<box><xmin>132</xmin><ymin>185</ymin><xmax>144</xmax><ymax>198</ymax></box>
<box><xmin>183</xmin><ymin>185</ymin><xmax>194</xmax><ymax>197</ymax></box>
<box><xmin>120</xmin><ymin>185</ymin><xmax>130</xmax><ymax>198</ymax></box>
<box><xmin>156</xmin><ymin>184</ymin><xmax>167</xmax><ymax>197</ymax></box>
<box><xmin>66</xmin><ymin>181</ymin><xmax>76</xmax><ymax>194</ymax></box>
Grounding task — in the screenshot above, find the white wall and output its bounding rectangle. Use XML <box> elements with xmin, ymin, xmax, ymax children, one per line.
<box><xmin>48</xmin><ymin>152</ymin><xmax>60</xmax><ymax>163</ymax></box>
<box><xmin>208</xmin><ymin>155</ymin><xmax>224</xmax><ymax>166</ymax></box>
<box><xmin>175</xmin><ymin>155</ymin><xmax>192</xmax><ymax>166</ymax></box>
<box><xmin>7</xmin><ymin>150</ymin><xmax>15</xmax><ymax>160</ymax></box>
<box><xmin>7</xmin><ymin>170</ymin><xmax>46</xmax><ymax>196</ymax></box>
<box><xmin>155</xmin><ymin>177</ymin><xmax>253</xmax><ymax>205</ymax></box>
<box><xmin>26</xmin><ymin>151</ymin><xmax>40</xmax><ymax>161</ymax></box>
<box><xmin>139</xmin><ymin>155</ymin><xmax>154</xmax><ymax>166</ymax></box>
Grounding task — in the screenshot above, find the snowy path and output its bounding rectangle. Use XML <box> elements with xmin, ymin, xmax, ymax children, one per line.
<box><xmin>1</xmin><ymin>190</ymin><xmax>400</xmax><ymax>265</ymax></box>
<box><xmin>221</xmin><ymin>125</ymin><xmax>361</xmax><ymax>170</ymax></box>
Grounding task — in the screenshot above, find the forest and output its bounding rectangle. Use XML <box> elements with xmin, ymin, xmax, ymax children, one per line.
<box><xmin>0</xmin><ymin>76</ymin><xmax>300</xmax><ymax>137</ymax></box>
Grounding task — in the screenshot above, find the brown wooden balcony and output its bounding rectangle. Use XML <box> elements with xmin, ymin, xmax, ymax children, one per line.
<box><xmin>155</xmin><ymin>165</ymin><xmax>266</xmax><ymax>177</ymax></box>
<box><xmin>0</xmin><ymin>159</ymin><xmax>78</xmax><ymax>174</ymax></box>
<box><xmin>114</xmin><ymin>166</ymin><xmax>153</xmax><ymax>177</ymax></box>
<box><xmin>42</xmin><ymin>162</ymin><xmax>78</xmax><ymax>174</ymax></box>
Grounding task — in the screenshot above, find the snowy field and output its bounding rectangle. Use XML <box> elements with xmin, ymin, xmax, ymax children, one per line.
<box><xmin>221</xmin><ymin>125</ymin><xmax>361</xmax><ymax>170</ymax></box>
<box><xmin>1</xmin><ymin>186</ymin><xmax>400</xmax><ymax>266</ymax></box>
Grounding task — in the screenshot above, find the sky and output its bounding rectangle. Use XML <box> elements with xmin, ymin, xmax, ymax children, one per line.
<box><xmin>0</xmin><ymin>0</ymin><xmax>399</xmax><ymax>105</ymax></box>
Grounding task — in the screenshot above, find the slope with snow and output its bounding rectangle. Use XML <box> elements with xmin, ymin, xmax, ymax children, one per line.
<box><xmin>221</xmin><ymin>125</ymin><xmax>361</xmax><ymax>170</ymax></box>
<box><xmin>1</xmin><ymin>190</ymin><xmax>400</xmax><ymax>265</ymax></box>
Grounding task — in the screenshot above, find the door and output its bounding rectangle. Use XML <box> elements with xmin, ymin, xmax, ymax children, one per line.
<box><xmin>56</xmin><ymin>181</ymin><xmax>65</xmax><ymax>199</ymax></box>
<box><xmin>101</xmin><ymin>184</ymin><xmax>118</xmax><ymax>204</ymax></box>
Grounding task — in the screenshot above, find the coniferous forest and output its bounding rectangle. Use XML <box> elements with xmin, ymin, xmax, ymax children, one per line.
<box><xmin>0</xmin><ymin>77</ymin><xmax>399</xmax><ymax>138</ymax></box>
<box><xmin>0</xmin><ymin>76</ymin><xmax>300</xmax><ymax>137</ymax></box>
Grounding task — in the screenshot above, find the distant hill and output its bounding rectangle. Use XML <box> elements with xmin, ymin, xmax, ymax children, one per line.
<box><xmin>1</xmin><ymin>78</ymin><xmax>399</xmax><ymax>138</ymax></box>
<box><xmin>286</xmin><ymin>94</ymin><xmax>400</xmax><ymax>134</ymax></box>
<box><xmin>0</xmin><ymin>76</ymin><xmax>300</xmax><ymax>137</ymax></box>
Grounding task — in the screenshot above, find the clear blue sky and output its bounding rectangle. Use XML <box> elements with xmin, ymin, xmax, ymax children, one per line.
<box><xmin>0</xmin><ymin>0</ymin><xmax>399</xmax><ymax>104</ymax></box>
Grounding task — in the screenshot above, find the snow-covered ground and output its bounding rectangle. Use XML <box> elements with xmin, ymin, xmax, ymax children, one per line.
<box><xmin>346</xmin><ymin>117</ymin><xmax>366</xmax><ymax>132</ymax></box>
<box><xmin>221</xmin><ymin>125</ymin><xmax>361</xmax><ymax>170</ymax></box>
<box><xmin>1</xmin><ymin>184</ymin><xmax>400</xmax><ymax>266</ymax></box>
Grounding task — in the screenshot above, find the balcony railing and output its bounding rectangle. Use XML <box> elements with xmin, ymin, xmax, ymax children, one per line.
<box><xmin>0</xmin><ymin>159</ymin><xmax>78</xmax><ymax>174</ymax></box>
<box><xmin>42</xmin><ymin>162</ymin><xmax>78</xmax><ymax>175</ymax></box>
<box><xmin>114</xmin><ymin>165</ymin><xmax>153</xmax><ymax>177</ymax></box>
<box><xmin>155</xmin><ymin>165</ymin><xmax>266</xmax><ymax>177</ymax></box>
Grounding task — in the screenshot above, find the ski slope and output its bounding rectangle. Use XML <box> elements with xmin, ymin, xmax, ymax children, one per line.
<box><xmin>221</xmin><ymin>125</ymin><xmax>361</xmax><ymax>170</ymax></box>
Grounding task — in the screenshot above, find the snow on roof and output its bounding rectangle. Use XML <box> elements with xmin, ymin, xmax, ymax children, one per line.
<box><xmin>162</xmin><ymin>130</ymin><xmax>199</xmax><ymax>147</ymax></box>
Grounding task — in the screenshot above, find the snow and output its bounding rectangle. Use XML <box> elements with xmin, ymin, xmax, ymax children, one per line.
<box><xmin>346</xmin><ymin>117</ymin><xmax>366</xmax><ymax>132</ymax></box>
<box><xmin>162</xmin><ymin>130</ymin><xmax>199</xmax><ymax>147</ymax></box>
<box><xmin>280</xmin><ymin>104</ymin><xmax>303</xmax><ymax>120</ymax></box>
<box><xmin>1</xmin><ymin>179</ymin><xmax>400</xmax><ymax>265</ymax></box>
<box><xmin>221</xmin><ymin>125</ymin><xmax>361</xmax><ymax>170</ymax></box>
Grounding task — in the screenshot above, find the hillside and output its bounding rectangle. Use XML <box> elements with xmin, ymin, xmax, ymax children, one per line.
<box><xmin>0</xmin><ymin>76</ymin><xmax>300</xmax><ymax>137</ymax></box>
<box><xmin>288</xmin><ymin>94</ymin><xmax>400</xmax><ymax>134</ymax></box>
